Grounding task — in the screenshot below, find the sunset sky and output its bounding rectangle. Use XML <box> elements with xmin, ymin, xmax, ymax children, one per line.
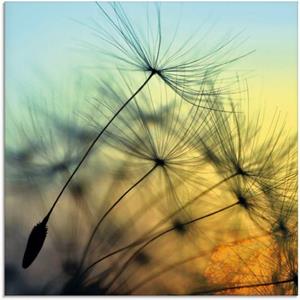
<box><xmin>5</xmin><ymin>2</ymin><xmax>297</xmax><ymax>295</ymax></box>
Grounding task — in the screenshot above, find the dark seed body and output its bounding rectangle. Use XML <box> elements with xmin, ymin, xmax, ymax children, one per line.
<box><xmin>22</xmin><ymin>221</ymin><xmax>48</xmax><ymax>269</ymax></box>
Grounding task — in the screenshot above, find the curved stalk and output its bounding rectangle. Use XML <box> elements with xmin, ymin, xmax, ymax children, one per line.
<box><xmin>126</xmin><ymin>232</ymin><xmax>274</xmax><ymax>294</ymax></box>
<box><xmin>197</xmin><ymin>278</ymin><xmax>295</xmax><ymax>295</ymax></box>
<box><xmin>43</xmin><ymin>72</ymin><xmax>155</xmax><ymax>224</ymax></box>
<box><xmin>79</xmin><ymin>172</ymin><xmax>239</xmax><ymax>277</ymax></box>
<box><xmin>78</xmin><ymin>163</ymin><xmax>158</xmax><ymax>270</ymax></box>
<box><xmin>22</xmin><ymin>73</ymin><xmax>155</xmax><ymax>270</ymax></box>
<box><xmin>107</xmin><ymin>201</ymin><xmax>239</xmax><ymax>293</ymax></box>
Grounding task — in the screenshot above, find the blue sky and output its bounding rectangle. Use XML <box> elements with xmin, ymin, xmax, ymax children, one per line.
<box><xmin>5</xmin><ymin>2</ymin><xmax>298</xmax><ymax>126</ymax></box>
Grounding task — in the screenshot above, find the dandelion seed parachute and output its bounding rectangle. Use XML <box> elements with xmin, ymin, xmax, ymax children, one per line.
<box><xmin>89</xmin><ymin>2</ymin><xmax>252</xmax><ymax>106</ymax></box>
<box><xmin>270</xmin><ymin>173</ymin><xmax>297</xmax><ymax>245</ymax></box>
<box><xmin>85</xmin><ymin>78</ymin><xmax>214</xmax><ymax>212</ymax></box>
<box><xmin>196</xmin><ymin>94</ymin><xmax>297</xmax><ymax>194</ymax></box>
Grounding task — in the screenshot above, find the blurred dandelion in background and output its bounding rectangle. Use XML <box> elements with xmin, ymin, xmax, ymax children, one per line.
<box><xmin>4</xmin><ymin>1</ymin><xmax>297</xmax><ymax>295</ymax></box>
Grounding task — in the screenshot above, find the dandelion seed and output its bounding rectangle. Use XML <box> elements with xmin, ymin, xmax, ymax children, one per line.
<box><xmin>196</xmin><ymin>95</ymin><xmax>297</xmax><ymax>195</ymax></box>
<box><xmin>87</xmin><ymin>82</ymin><xmax>211</xmax><ymax>207</ymax></box>
<box><xmin>172</xmin><ymin>219</ymin><xmax>187</xmax><ymax>235</ymax></box>
<box><xmin>22</xmin><ymin>219</ymin><xmax>48</xmax><ymax>269</ymax></box>
<box><xmin>272</xmin><ymin>193</ymin><xmax>297</xmax><ymax>244</ymax></box>
<box><xmin>225</xmin><ymin>177</ymin><xmax>278</xmax><ymax>232</ymax></box>
<box><xmin>16</xmin><ymin>85</ymin><xmax>97</xmax><ymax>269</ymax></box>
<box><xmin>89</xmin><ymin>2</ymin><xmax>251</xmax><ymax>105</ymax></box>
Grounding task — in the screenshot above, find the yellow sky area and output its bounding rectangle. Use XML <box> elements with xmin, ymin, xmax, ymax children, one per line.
<box><xmin>246</xmin><ymin>71</ymin><xmax>297</xmax><ymax>130</ymax></box>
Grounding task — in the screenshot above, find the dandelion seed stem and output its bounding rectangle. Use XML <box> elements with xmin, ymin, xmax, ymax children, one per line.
<box><xmin>128</xmin><ymin>255</ymin><xmax>206</xmax><ymax>294</ymax></box>
<box><xmin>79</xmin><ymin>173</ymin><xmax>239</xmax><ymax>277</ymax></box>
<box><xmin>126</xmin><ymin>232</ymin><xmax>275</xmax><ymax>294</ymax></box>
<box><xmin>197</xmin><ymin>278</ymin><xmax>295</xmax><ymax>295</ymax></box>
<box><xmin>43</xmin><ymin>72</ymin><xmax>155</xmax><ymax>223</ymax></box>
<box><xmin>78</xmin><ymin>163</ymin><xmax>158</xmax><ymax>271</ymax></box>
<box><xmin>107</xmin><ymin>201</ymin><xmax>239</xmax><ymax>293</ymax></box>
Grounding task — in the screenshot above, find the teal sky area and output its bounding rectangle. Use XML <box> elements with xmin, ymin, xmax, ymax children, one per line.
<box><xmin>5</xmin><ymin>2</ymin><xmax>297</xmax><ymax>73</ymax></box>
<box><xmin>5</xmin><ymin>2</ymin><xmax>298</xmax><ymax>126</ymax></box>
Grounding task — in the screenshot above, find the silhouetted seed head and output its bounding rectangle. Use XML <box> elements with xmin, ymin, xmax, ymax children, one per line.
<box><xmin>91</xmin><ymin>83</ymin><xmax>210</xmax><ymax>185</ymax></box>
<box><xmin>135</xmin><ymin>252</ymin><xmax>150</xmax><ymax>265</ymax></box>
<box><xmin>94</xmin><ymin>3</ymin><xmax>249</xmax><ymax>106</ymax></box>
<box><xmin>154</xmin><ymin>157</ymin><xmax>165</xmax><ymax>167</ymax></box>
<box><xmin>148</xmin><ymin>67</ymin><xmax>161</xmax><ymax>76</ymax></box>
<box><xmin>173</xmin><ymin>219</ymin><xmax>187</xmax><ymax>235</ymax></box>
<box><xmin>22</xmin><ymin>220</ymin><xmax>48</xmax><ymax>269</ymax></box>
<box><xmin>278</xmin><ymin>220</ymin><xmax>289</xmax><ymax>236</ymax></box>
<box><xmin>236</xmin><ymin>165</ymin><xmax>248</xmax><ymax>177</ymax></box>
<box><xmin>237</xmin><ymin>195</ymin><xmax>249</xmax><ymax>209</ymax></box>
